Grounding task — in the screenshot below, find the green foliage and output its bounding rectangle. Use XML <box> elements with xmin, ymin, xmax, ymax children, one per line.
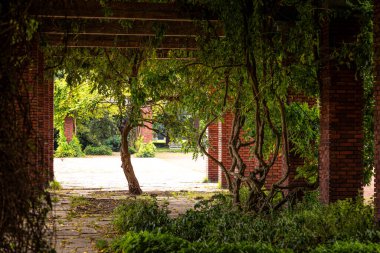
<box><xmin>104</xmin><ymin>135</ymin><xmax>121</xmax><ymax>152</ymax></box>
<box><xmin>112</xmin><ymin>197</ymin><xmax>171</xmax><ymax>234</ymax></box>
<box><xmin>110</xmin><ymin>231</ymin><xmax>190</xmax><ymax>253</ymax></box>
<box><xmin>54</xmin><ymin>76</ymin><xmax>107</xmax><ymax>131</ymax></box>
<box><xmin>84</xmin><ymin>145</ymin><xmax>113</xmax><ymax>156</ymax></box>
<box><xmin>135</xmin><ymin>142</ymin><xmax>157</xmax><ymax>158</ymax></box>
<box><xmin>311</xmin><ymin>241</ymin><xmax>380</xmax><ymax>253</ymax></box>
<box><xmin>55</xmin><ymin>134</ymin><xmax>84</xmax><ymax>158</ymax></box>
<box><xmin>128</xmin><ymin>146</ymin><xmax>137</xmax><ymax>154</ymax></box>
<box><xmin>108</xmin><ymin>193</ymin><xmax>379</xmax><ymax>253</ymax></box>
<box><xmin>109</xmin><ymin>231</ymin><xmax>292</xmax><ymax>253</ymax></box>
<box><xmin>77</xmin><ymin>114</ymin><xmax>120</xmax><ymax>149</ymax></box>
<box><xmin>48</xmin><ymin>180</ymin><xmax>62</xmax><ymax>191</ymax></box>
<box><xmin>95</xmin><ymin>239</ymin><xmax>109</xmax><ymax>251</ymax></box>
<box><xmin>286</xmin><ymin>102</ymin><xmax>320</xmax><ymax>183</ymax></box>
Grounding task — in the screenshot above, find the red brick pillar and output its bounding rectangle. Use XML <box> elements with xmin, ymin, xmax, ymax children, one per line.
<box><xmin>64</xmin><ymin>116</ymin><xmax>75</xmax><ymax>143</ymax></box>
<box><xmin>25</xmin><ymin>39</ymin><xmax>54</xmax><ymax>185</ymax></box>
<box><xmin>319</xmin><ymin>18</ymin><xmax>363</xmax><ymax>203</ymax></box>
<box><xmin>46</xmin><ymin>73</ymin><xmax>54</xmax><ymax>180</ymax></box>
<box><xmin>219</xmin><ymin>112</ymin><xmax>233</xmax><ymax>188</ymax></box>
<box><xmin>374</xmin><ymin>1</ymin><xmax>380</xmax><ymax>221</ymax></box>
<box><xmin>140</xmin><ymin>107</ymin><xmax>153</xmax><ymax>143</ymax></box>
<box><xmin>207</xmin><ymin>122</ymin><xmax>219</xmax><ymax>182</ymax></box>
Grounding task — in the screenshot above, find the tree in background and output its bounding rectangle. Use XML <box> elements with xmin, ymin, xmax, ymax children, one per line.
<box><xmin>53</xmin><ymin>75</ymin><xmax>117</xmax><ymax>157</ymax></box>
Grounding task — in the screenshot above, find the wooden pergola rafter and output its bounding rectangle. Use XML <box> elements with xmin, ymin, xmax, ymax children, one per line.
<box><xmin>31</xmin><ymin>0</ymin><xmax>221</xmax><ymax>52</ymax></box>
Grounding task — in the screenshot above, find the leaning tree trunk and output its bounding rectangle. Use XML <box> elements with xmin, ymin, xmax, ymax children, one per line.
<box><xmin>120</xmin><ymin>123</ymin><xmax>142</xmax><ymax>195</ymax></box>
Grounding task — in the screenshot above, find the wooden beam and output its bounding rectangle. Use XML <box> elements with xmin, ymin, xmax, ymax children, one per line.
<box><xmin>43</xmin><ymin>34</ymin><xmax>198</xmax><ymax>50</ymax></box>
<box><xmin>39</xmin><ymin>19</ymin><xmax>223</xmax><ymax>37</ymax></box>
<box><xmin>30</xmin><ymin>0</ymin><xmax>216</xmax><ymax>22</ymax></box>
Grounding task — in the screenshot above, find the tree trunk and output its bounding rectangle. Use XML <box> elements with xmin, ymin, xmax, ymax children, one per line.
<box><xmin>120</xmin><ymin>123</ymin><xmax>142</xmax><ymax>195</ymax></box>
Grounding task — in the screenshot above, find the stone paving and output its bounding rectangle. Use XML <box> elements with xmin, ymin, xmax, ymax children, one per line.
<box><xmin>48</xmin><ymin>189</ymin><xmax>214</xmax><ymax>253</ymax></box>
<box><xmin>49</xmin><ymin>153</ymin><xmax>220</xmax><ymax>253</ymax></box>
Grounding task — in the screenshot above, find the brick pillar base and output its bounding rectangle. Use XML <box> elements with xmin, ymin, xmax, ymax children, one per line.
<box><xmin>319</xmin><ymin>18</ymin><xmax>363</xmax><ymax>203</ymax></box>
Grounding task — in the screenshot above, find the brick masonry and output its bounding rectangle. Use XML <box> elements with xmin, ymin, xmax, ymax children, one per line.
<box><xmin>64</xmin><ymin>116</ymin><xmax>75</xmax><ymax>142</ymax></box>
<box><xmin>374</xmin><ymin>1</ymin><xmax>380</xmax><ymax>221</ymax></box>
<box><xmin>207</xmin><ymin>122</ymin><xmax>219</xmax><ymax>182</ymax></box>
<box><xmin>207</xmin><ymin>92</ymin><xmax>316</xmax><ymax>190</ymax></box>
<box><xmin>25</xmin><ymin>39</ymin><xmax>54</xmax><ymax>185</ymax></box>
<box><xmin>319</xmin><ymin>18</ymin><xmax>363</xmax><ymax>203</ymax></box>
<box><xmin>138</xmin><ymin>107</ymin><xmax>153</xmax><ymax>143</ymax></box>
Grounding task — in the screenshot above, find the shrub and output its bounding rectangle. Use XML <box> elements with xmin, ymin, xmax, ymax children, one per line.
<box><xmin>109</xmin><ymin>231</ymin><xmax>292</xmax><ymax>253</ymax></box>
<box><xmin>168</xmin><ymin>193</ymin><xmax>379</xmax><ymax>252</ymax></box>
<box><xmin>84</xmin><ymin>145</ymin><xmax>113</xmax><ymax>155</ymax></box>
<box><xmin>135</xmin><ymin>142</ymin><xmax>156</xmax><ymax>158</ymax></box>
<box><xmin>129</xmin><ymin>146</ymin><xmax>136</xmax><ymax>154</ymax></box>
<box><xmin>48</xmin><ymin>180</ymin><xmax>62</xmax><ymax>191</ymax></box>
<box><xmin>112</xmin><ymin>197</ymin><xmax>171</xmax><ymax>234</ymax></box>
<box><xmin>105</xmin><ymin>135</ymin><xmax>121</xmax><ymax>152</ymax></box>
<box><xmin>311</xmin><ymin>241</ymin><xmax>380</xmax><ymax>253</ymax></box>
<box><xmin>108</xmin><ymin>192</ymin><xmax>380</xmax><ymax>253</ymax></box>
<box><xmin>55</xmin><ymin>134</ymin><xmax>84</xmax><ymax>157</ymax></box>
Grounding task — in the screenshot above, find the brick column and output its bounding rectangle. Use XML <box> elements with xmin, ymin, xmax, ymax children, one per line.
<box><xmin>374</xmin><ymin>1</ymin><xmax>380</xmax><ymax>221</ymax></box>
<box><xmin>140</xmin><ymin>107</ymin><xmax>153</xmax><ymax>143</ymax></box>
<box><xmin>219</xmin><ymin>113</ymin><xmax>233</xmax><ymax>187</ymax></box>
<box><xmin>46</xmin><ymin>73</ymin><xmax>54</xmax><ymax>180</ymax></box>
<box><xmin>207</xmin><ymin>122</ymin><xmax>219</xmax><ymax>182</ymax></box>
<box><xmin>64</xmin><ymin>116</ymin><xmax>75</xmax><ymax>142</ymax></box>
<box><xmin>25</xmin><ymin>39</ymin><xmax>54</xmax><ymax>186</ymax></box>
<box><xmin>319</xmin><ymin>18</ymin><xmax>363</xmax><ymax>203</ymax></box>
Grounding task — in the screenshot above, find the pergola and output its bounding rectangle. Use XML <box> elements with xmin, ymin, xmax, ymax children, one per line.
<box><xmin>25</xmin><ymin>0</ymin><xmax>380</xmax><ymax>220</ymax></box>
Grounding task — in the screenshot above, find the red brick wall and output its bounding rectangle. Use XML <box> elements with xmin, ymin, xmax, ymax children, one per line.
<box><xmin>139</xmin><ymin>107</ymin><xmax>153</xmax><ymax>143</ymax></box>
<box><xmin>64</xmin><ymin>116</ymin><xmax>75</xmax><ymax>142</ymax></box>
<box><xmin>207</xmin><ymin>122</ymin><xmax>219</xmax><ymax>182</ymax></box>
<box><xmin>319</xmin><ymin>18</ymin><xmax>363</xmax><ymax>203</ymax></box>
<box><xmin>374</xmin><ymin>1</ymin><xmax>380</xmax><ymax>221</ymax></box>
<box><xmin>25</xmin><ymin>39</ymin><xmax>54</xmax><ymax>185</ymax></box>
<box><xmin>219</xmin><ymin>112</ymin><xmax>233</xmax><ymax>187</ymax></box>
<box><xmin>214</xmin><ymin>112</ymin><xmax>283</xmax><ymax>189</ymax></box>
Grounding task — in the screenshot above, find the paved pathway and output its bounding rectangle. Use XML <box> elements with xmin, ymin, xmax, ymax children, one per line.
<box><xmin>54</xmin><ymin>152</ymin><xmax>217</xmax><ymax>192</ymax></box>
<box><xmin>49</xmin><ymin>189</ymin><xmax>205</xmax><ymax>253</ymax></box>
<box><xmin>50</xmin><ymin>153</ymin><xmax>220</xmax><ymax>253</ymax></box>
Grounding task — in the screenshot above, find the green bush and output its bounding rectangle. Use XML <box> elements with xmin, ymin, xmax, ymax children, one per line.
<box><xmin>168</xmin><ymin>194</ymin><xmax>379</xmax><ymax>252</ymax></box>
<box><xmin>129</xmin><ymin>146</ymin><xmax>137</xmax><ymax>154</ymax></box>
<box><xmin>311</xmin><ymin>241</ymin><xmax>380</xmax><ymax>253</ymax></box>
<box><xmin>84</xmin><ymin>145</ymin><xmax>113</xmax><ymax>155</ymax></box>
<box><xmin>55</xmin><ymin>134</ymin><xmax>84</xmax><ymax>157</ymax></box>
<box><xmin>112</xmin><ymin>197</ymin><xmax>171</xmax><ymax>234</ymax></box>
<box><xmin>109</xmin><ymin>231</ymin><xmax>292</xmax><ymax>253</ymax></box>
<box><xmin>135</xmin><ymin>142</ymin><xmax>156</xmax><ymax>158</ymax></box>
<box><xmin>105</xmin><ymin>135</ymin><xmax>121</xmax><ymax>152</ymax></box>
<box><xmin>107</xmin><ymin>192</ymin><xmax>380</xmax><ymax>253</ymax></box>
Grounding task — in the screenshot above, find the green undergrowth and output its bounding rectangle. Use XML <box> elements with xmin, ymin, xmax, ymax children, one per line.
<box><xmin>84</xmin><ymin>145</ymin><xmax>113</xmax><ymax>155</ymax></box>
<box><xmin>104</xmin><ymin>192</ymin><xmax>380</xmax><ymax>253</ymax></box>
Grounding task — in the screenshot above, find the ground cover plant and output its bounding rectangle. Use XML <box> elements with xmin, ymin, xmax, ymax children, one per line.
<box><xmin>103</xmin><ymin>192</ymin><xmax>380</xmax><ymax>253</ymax></box>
